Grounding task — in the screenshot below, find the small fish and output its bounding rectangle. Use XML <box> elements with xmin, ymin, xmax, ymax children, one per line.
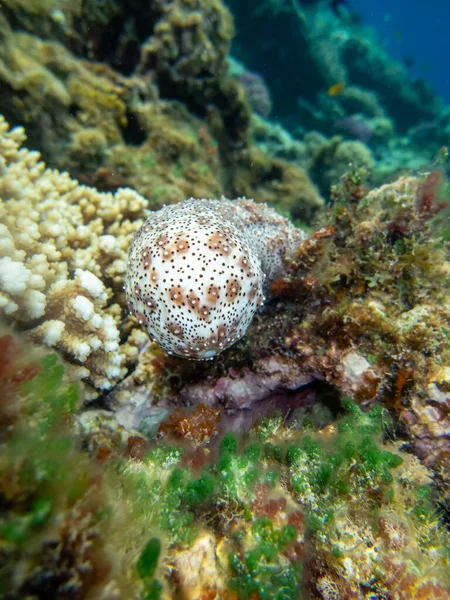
<box><xmin>328</xmin><ymin>82</ymin><xmax>346</xmax><ymax>97</ymax></box>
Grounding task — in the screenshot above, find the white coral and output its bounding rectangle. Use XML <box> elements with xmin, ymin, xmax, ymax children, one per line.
<box><xmin>0</xmin><ymin>256</ymin><xmax>32</xmax><ymax>295</ymax></box>
<box><xmin>0</xmin><ymin>114</ymin><xmax>149</xmax><ymax>395</ymax></box>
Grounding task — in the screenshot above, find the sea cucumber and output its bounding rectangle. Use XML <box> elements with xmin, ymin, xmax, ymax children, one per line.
<box><xmin>125</xmin><ymin>197</ymin><xmax>305</xmax><ymax>359</ymax></box>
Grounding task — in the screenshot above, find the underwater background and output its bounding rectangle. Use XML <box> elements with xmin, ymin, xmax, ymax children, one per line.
<box><xmin>0</xmin><ymin>0</ymin><xmax>450</xmax><ymax>598</ymax></box>
<box><xmin>351</xmin><ymin>0</ymin><xmax>450</xmax><ymax>104</ymax></box>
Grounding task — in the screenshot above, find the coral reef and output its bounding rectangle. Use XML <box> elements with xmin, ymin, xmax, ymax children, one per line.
<box><xmin>251</xmin><ymin>114</ymin><xmax>308</xmax><ymax>163</ymax></box>
<box><xmin>137</xmin><ymin>0</ymin><xmax>234</xmax><ymax>107</ymax></box>
<box><xmin>0</xmin><ymin>15</ymin><xmax>222</xmax><ymax>205</ymax></box>
<box><xmin>125</xmin><ymin>197</ymin><xmax>305</xmax><ymax>359</ymax></box>
<box><xmin>85</xmin><ymin>101</ymin><xmax>223</xmax><ymax>209</ymax></box>
<box><xmin>3</xmin><ymin>111</ymin><xmax>448</xmax><ymax>497</ymax></box>
<box><xmin>1</xmin><ymin>0</ymin><xmax>450</xmax><ymax>596</ymax></box>
<box><xmin>284</xmin><ymin>170</ymin><xmax>450</xmax><ymax>483</ymax></box>
<box><xmin>223</xmin><ymin>0</ymin><xmax>450</xmax><ymax>192</ymax></box>
<box><xmin>2</xmin><ymin>0</ymin><xmax>448</xmax><ymax>211</ymax></box>
<box><xmin>2</xmin><ymin>333</ymin><xmax>449</xmax><ymax>598</ymax></box>
<box><xmin>227</xmin><ymin>0</ymin><xmax>443</xmax><ymax>134</ymax></box>
<box><xmin>0</xmin><ymin>111</ymin><xmax>322</xmax><ymax>394</ymax></box>
<box><xmin>229</xmin><ymin>146</ymin><xmax>324</xmax><ymax>223</ymax></box>
<box><xmin>114</xmin><ymin>167</ymin><xmax>450</xmax><ymax>495</ymax></box>
<box><xmin>308</xmin><ymin>134</ymin><xmax>375</xmax><ymax>198</ymax></box>
<box><xmin>0</xmin><ymin>9</ymin><xmax>324</xmax><ymax>220</ymax></box>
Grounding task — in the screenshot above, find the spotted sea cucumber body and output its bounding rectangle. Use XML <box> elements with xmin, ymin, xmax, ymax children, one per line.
<box><xmin>125</xmin><ymin>197</ymin><xmax>305</xmax><ymax>360</ymax></box>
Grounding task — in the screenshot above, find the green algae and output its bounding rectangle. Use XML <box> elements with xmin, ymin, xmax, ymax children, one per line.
<box><xmin>1</xmin><ymin>352</ymin><xmax>82</xmax><ymax>543</ymax></box>
<box><xmin>137</xmin><ymin>537</ymin><xmax>163</xmax><ymax>600</ymax></box>
<box><xmin>119</xmin><ymin>393</ymin><xmax>448</xmax><ymax>596</ymax></box>
<box><xmin>2</xmin><ymin>333</ymin><xmax>449</xmax><ymax>598</ymax></box>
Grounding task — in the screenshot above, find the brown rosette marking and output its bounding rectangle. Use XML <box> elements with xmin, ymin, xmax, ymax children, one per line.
<box><xmin>206</xmin><ymin>284</ymin><xmax>220</xmax><ymax>304</ymax></box>
<box><xmin>226</xmin><ymin>279</ymin><xmax>241</xmax><ymax>302</ymax></box>
<box><xmin>207</xmin><ymin>231</ymin><xmax>233</xmax><ymax>255</ymax></box>
<box><xmin>169</xmin><ymin>285</ymin><xmax>184</xmax><ymax>306</ymax></box>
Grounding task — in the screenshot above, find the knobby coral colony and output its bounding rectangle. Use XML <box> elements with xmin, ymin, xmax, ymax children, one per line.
<box><xmin>0</xmin><ymin>114</ymin><xmax>149</xmax><ymax>398</ymax></box>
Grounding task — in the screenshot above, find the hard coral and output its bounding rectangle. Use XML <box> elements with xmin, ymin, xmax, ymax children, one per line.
<box><xmin>138</xmin><ymin>0</ymin><xmax>234</xmax><ymax>104</ymax></box>
<box><xmin>0</xmin><ymin>114</ymin><xmax>148</xmax><ymax>396</ymax></box>
<box><xmin>231</xmin><ymin>146</ymin><xmax>324</xmax><ymax>223</ymax></box>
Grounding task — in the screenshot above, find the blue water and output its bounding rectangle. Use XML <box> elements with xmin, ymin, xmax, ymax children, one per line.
<box><xmin>351</xmin><ymin>0</ymin><xmax>450</xmax><ymax>104</ymax></box>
